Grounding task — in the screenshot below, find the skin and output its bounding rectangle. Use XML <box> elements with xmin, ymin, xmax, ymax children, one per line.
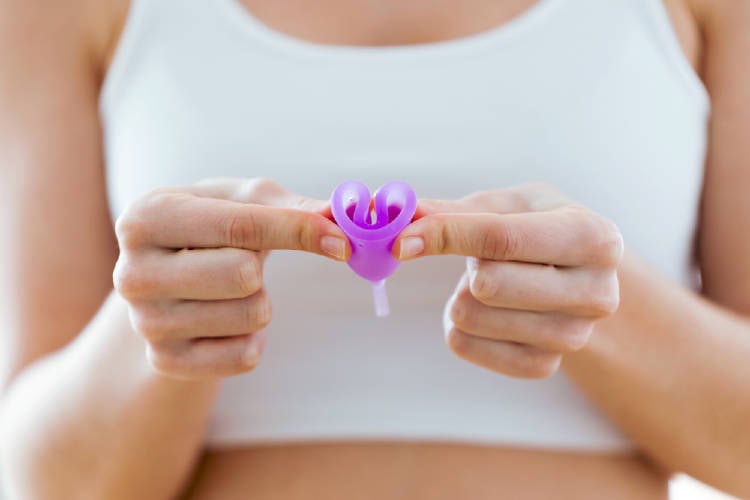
<box><xmin>401</xmin><ymin>188</ymin><xmax>623</xmax><ymax>379</ymax></box>
<box><xmin>112</xmin><ymin>179</ymin><xmax>353</xmax><ymax>380</ymax></box>
<box><xmin>0</xmin><ymin>0</ymin><xmax>748</xmax><ymax>499</ymax></box>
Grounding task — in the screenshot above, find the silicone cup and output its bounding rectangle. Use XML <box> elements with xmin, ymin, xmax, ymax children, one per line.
<box><xmin>330</xmin><ymin>181</ymin><xmax>417</xmax><ymax>317</ymax></box>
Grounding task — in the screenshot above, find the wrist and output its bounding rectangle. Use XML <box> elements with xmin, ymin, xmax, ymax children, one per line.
<box><xmin>74</xmin><ymin>291</ymin><xmax>221</xmax><ymax>396</ymax></box>
<box><xmin>562</xmin><ymin>251</ymin><xmax>651</xmax><ymax>372</ymax></box>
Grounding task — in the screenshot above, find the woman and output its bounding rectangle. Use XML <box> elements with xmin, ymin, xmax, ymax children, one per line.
<box><xmin>1</xmin><ymin>0</ymin><xmax>748</xmax><ymax>498</ymax></box>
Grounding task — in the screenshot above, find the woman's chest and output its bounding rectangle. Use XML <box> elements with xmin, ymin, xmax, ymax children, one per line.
<box><xmin>102</xmin><ymin>0</ymin><xmax>708</xmax><ymax>284</ymax></box>
<box><xmin>236</xmin><ymin>0</ymin><xmax>542</xmax><ymax>47</ymax></box>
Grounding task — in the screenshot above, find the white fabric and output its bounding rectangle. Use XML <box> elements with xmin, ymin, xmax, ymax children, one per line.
<box><xmin>100</xmin><ymin>0</ymin><xmax>709</xmax><ymax>451</ymax></box>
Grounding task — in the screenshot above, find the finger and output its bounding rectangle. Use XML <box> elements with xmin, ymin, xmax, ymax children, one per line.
<box><xmin>415</xmin><ymin>184</ymin><xmax>575</xmax><ymax>217</ymax></box>
<box><xmin>416</xmin><ymin>192</ymin><xmax>523</xmax><ymax>217</ymax></box>
<box><xmin>445</xmin><ymin>277</ymin><xmax>594</xmax><ymax>352</ymax></box>
<box><xmin>464</xmin><ymin>259</ymin><xmax>620</xmax><ymax>317</ymax></box>
<box><xmin>393</xmin><ymin>207</ymin><xmax>623</xmax><ymax>266</ymax></box>
<box><xmin>132</xmin><ymin>292</ymin><xmax>272</xmax><ymax>343</ymax></box>
<box><xmin>114</xmin><ymin>248</ymin><xmax>264</xmax><ymax>301</ymax></box>
<box><xmin>147</xmin><ymin>330</ymin><xmax>267</xmax><ymax>380</ymax></box>
<box><xmin>413</xmin><ymin>198</ymin><xmax>467</xmax><ymax>218</ymax></box>
<box><xmin>444</xmin><ymin>327</ymin><xmax>563</xmax><ymax>379</ymax></box>
<box><xmin>117</xmin><ymin>191</ymin><xmax>350</xmax><ymax>260</ymax></box>
<box><xmin>188</xmin><ymin>178</ymin><xmax>333</xmax><ymax>215</ymax></box>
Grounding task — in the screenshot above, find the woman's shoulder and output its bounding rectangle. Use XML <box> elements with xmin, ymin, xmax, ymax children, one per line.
<box><xmin>683</xmin><ymin>0</ymin><xmax>750</xmax><ymax>32</ymax></box>
<box><xmin>0</xmin><ymin>0</ymin><xmax>126</xmax><ymax>75</ymax></box>
<box><xmin>659</xmin><ymin>0</ymin><xmax>749</xmax><ymax>84</ymax></box>
<box><xmin>681</xmin><ymin>0</ymin><xmax>750</xmax><ymax>84</ymax></box>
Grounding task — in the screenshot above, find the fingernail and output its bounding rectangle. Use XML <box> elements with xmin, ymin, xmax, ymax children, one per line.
<box><xmin>321</xmin><ymin>236</ymin><xmax>347</xmax><ymax>260</ymax></box>
<box><xmin>466</xmin><ymin>257</ymin><xmax>479</xmax><ymax>273</ymax></box>
<box><xmin>399</xmin><ymin>236</ymin><xmax>425</xmax><ymax>260</ymax></box>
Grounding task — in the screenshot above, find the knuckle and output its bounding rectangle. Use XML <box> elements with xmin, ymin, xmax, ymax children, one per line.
<box><xmin>114</xmin><ymin>212</ymin><xmax>148</xmax><ymax>248</ymax></box>
<box><xmin>243</xmin><ymin>292</ymin><xmax>273</xmax><ymax>331</ymax></box>
<box><xmin>242</xmin><ymin>350</ymin><xmax>263</xmax><ymax>372</ymax></box>
<box><xmin>516</xmin><ymin>183</ymin><xmax>568</xmax><ymax>211</ymax></box>
<box><xmin>478</xmin><ymin>229</ymin><xmax>500</xmax><ymax>260</ymax></box>
<box><xmin>130</xmin><ymin>309</ymin><xmax>176</xmax><ymax>343</ymax></box>
<box><xmin>596</xmin><ymin>223</ymin><xmax>624</xmax><ymax>266</ymax></box>
<box><xmin>115</xmin><ymin>189</ymin><xmax>181</xmax><ymax>247</ymax></box>
<box><xmin>487</xmin><ymin>221</ymin><xmax>521</xmax><ymax>260</ymax></box>
<box><xmin>456</xmin><ymin>281</ymin><xmax>475</xmax><ymax>303</ymax></box>
<box><xmin>238</xmin><ymin>178</ymin><xmax>284</xmax><ymax>203</ymax></box>
<box><xmin>554</xmin><ymin>319</ymin><xmax>594</xmax><ymax>352</ymax></box>
<box><xmin>112</xmin><ymin>258</ymin><xmax>128</xmax><ymax>294</ymax></box>
<box><xmin>418</xmin><ymin>214</ymin><xmax>455</xmax><ymax>256</ymax></box>
<box><xmin>463</xmin><ymin>190</ymin><xmax>497</xmax><ymax>210</ymax></box>
<box><xmin>146</xmin><ymin>345</ymin><xmax>186</xmax><ymax>378</ymax></box>
<box><xmin>510</xmin><ymin>349</ymin><xmax>562</xmax><ymax>379</ymax></box>
<box><xmin>445</xmin><ymin>328</ymin><xmax>473</xmax><ymax>358</ymax></box>
<box><xmin>586</xmin><ymin>272</ymin><xmax>621</xmax><ymax>317</ymax></box>
<box><xmin>232</xmin><ymin>180</ymin><xmax>257</xmax><ymax>203</ymax></box>
<box><xmin>229</xmin><ymin>338</ymin><xmax>265</xmax><ymax>375</ymax></box>
<box><xmin>449</xmin><ymin>298</ymin><xmax>472</xmax><ymax>331</ymax></box>
<box><xmin>238</xmin><ymin>345</ymin><xmax>265</xmax><ymax>374</ymax></box>
<box><xmin>112</xmin><ymin>259</ymin><xmax>149</xmax><ymax>299</ymax></box>
<box><xmin>585</xmin><ymin>214</ymin><xmax>625</xmax><ymax>267</ymax></box>
<box><xmin>426</xmin><ymin>214</ymin><xmax>451</xmax><ymax>255</ymax></box>
<box><xmin>253</xmin><ymin>177</ymin><xmax>283</xmax><ymax>194</ymax></box>
<box><xmin>508</xmin><ymin>187</ymin><xmax>536</xmax><ymax>212</ymax></box>
<box><xmin>604</xmin><ymin>233</ymin><xmax>625</xmax><ymax>267</ymax></box>
<box><xmin>256</xmin><ymin>295</ymin><xmax>273</xmax><ymax>329</ymax></box>
<box><xmin>234</xmin><ymin>254</ymin><xmax>263</xmax><ymax>296</ymax></box>
<box><xmin>295</xmin><ymin>215</ymin><xmax>317</xmax><ymax>251</ymax></box>
<box><xmin>469</xmin><ymin>268</ymin><xmax>498</xmax><ymax>303</ymax></box>
<box><xmin>224</xmin><ymin>211</ymin><xmax>260</xmax><ymax>248</ymax></box>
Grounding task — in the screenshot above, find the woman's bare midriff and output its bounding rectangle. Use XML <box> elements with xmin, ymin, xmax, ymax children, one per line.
<box><xmin>185</xmin><ymin>443</ymin><xmax>670</xmax><ymax>500</ymax></box>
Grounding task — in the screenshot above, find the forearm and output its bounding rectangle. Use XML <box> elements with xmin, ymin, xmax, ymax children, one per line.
<box><xmin>0</xmin><ymin>293</ymin><xmax>219</xmax><ymax>500</ymax></box>
<box><xmin>563</xmin><ymin>252</ymin><xmax>750</xmax><ymax>497</ymax></box>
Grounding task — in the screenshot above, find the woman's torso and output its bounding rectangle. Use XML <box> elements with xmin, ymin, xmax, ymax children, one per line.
<box><xmin>100</xmin><ymin>0</ymin><xmax>707</xmax><ymax>498</ymax></box>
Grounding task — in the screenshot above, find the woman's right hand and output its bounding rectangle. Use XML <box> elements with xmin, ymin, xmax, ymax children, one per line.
<box><xmin>112</xmin><ymin>178</ymin><xmax>350</xmax><ymax>380</ymax></box>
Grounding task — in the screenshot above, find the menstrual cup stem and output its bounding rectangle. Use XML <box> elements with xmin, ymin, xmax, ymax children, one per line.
<box><xmin>371</xmin><ymin>280</ymin><xmax>389</xmax><ymax>317</ymax></box>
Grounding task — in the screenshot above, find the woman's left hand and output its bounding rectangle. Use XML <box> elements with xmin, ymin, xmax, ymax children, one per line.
<box><xmin>392</xmin><ymin>184</ymin><xmax>624</xmax><ymax>379</ymax></box>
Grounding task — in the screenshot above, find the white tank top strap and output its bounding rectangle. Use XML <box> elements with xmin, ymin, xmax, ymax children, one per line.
<box><xmin>633</xmin><ymin>0</ymin><xmax>710</xmax><ymax>104</ymax></box>
<box><xmin>100</xmin><ymin>0</ymin><xmax>156</xmax><ymax>113</ymax></box>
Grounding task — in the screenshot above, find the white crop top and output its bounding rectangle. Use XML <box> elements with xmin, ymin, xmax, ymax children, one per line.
<box><xmin>101</xmin><ymin>0</ymin><xmax>709</xmax><ymax>451</ymax></box>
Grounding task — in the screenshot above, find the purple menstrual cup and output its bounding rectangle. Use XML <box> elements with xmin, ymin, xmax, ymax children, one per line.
<box><xmin>330</xmin><ymin>181</ymin><xmax>417</xmax><ymax>317</ymax></box>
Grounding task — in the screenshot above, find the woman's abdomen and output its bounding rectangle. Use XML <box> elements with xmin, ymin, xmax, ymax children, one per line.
<box><xmin>185</xmin><ymin>443</ymin><xmax>670</xmax><ymax>500</ymax></box>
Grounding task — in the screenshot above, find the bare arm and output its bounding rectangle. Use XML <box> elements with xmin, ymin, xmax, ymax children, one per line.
<box><xmin>387</xmin><ymin>2</ymin><xmax>750</xmax><ymax>496</ymax></box>
<box><xmin>562</xmin><ymin>2</ymin><xmax>750</xmax><ymax>496</ymax></box>
<box><xmin>0</xmin><ymin>2</ymin><xmax>220</xmax><ymax>498</ymax></box>
<box><xmin>0</xmin><ymin>5</ymin><xmax>353</xmax><ymax>497</ymax></box>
